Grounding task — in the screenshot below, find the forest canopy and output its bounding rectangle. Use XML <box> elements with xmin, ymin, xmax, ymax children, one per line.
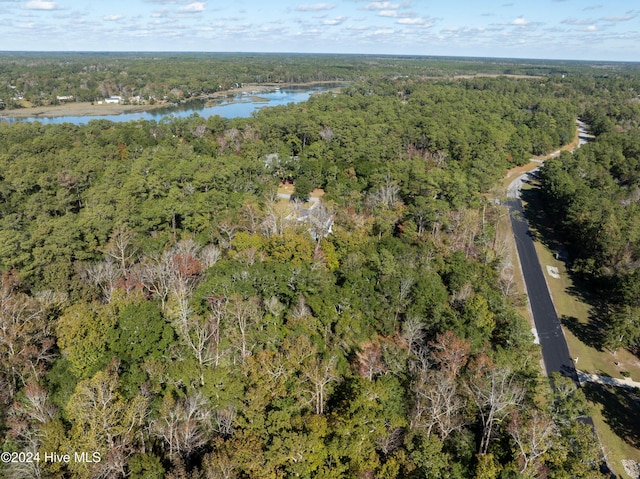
<box><xmin>0</xmin><ymin>55</ymin><xmax>629</xmax><ymax>478</ymax></box>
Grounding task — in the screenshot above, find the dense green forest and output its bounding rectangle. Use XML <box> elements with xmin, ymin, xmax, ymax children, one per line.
<box><xmin>538</xmin><ymin>74</ymin><xmax>640</xmax><ymax>354</ymax></box>
<box><xmin>0</xmin><ymin>56</ymin><xmax>625</xmax><ymax>478</ymax></box>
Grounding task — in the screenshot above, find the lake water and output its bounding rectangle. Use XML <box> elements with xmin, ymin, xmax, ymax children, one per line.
<box><xmin>2</xmin><ymin>84</ymin><xmax>338</xmax><ymax>125</ymax></box>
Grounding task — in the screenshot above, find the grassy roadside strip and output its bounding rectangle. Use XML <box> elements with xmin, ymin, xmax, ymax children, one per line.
<box><xmin>522</xmin><ymin>181</ymin><xmax>640</xmax><ymax>478</ymax></box>
<box><xmin>494</xmin><ymin>133</ymin><xmax>581</xmax><ymax>371</ymax></box>
<box><xmin>496</xmin><ymin>127</ymin><xmax>640</xmax><ymax>478</ymax></box>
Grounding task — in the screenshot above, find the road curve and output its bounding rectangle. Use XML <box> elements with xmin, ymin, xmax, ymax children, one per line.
<box><xmin>505</xmin><ymin>128</ymin><xmax>615</xmax><ymax>476</ymax></box>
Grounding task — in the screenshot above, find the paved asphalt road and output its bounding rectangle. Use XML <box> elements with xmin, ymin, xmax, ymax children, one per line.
<box><xmin>508</xmin><ymin>185</ymin><xmax>601</xmax><ymax>463</ymax></box>
<box><xmin>506</xmin><ymin>196</ymin><xmax>579</xmax><ymax>383</ymax></box>
<box><xmin>504</xmin><ymin>133</ymin><xmax>612</xmax><ymax>476</ymax></box>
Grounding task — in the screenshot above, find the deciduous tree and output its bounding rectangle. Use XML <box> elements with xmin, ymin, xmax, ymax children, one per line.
<box><xmin>466</xmin><ymin>356</ymin><xmax>524</xmax><ymax>455</ymax></box>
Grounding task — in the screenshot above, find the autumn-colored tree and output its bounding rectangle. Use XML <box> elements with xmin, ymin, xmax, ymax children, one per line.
<box><xmin>507</xmin><ymin>408</ymin><xmax>558</xmax><ymax>475</ymax></box>
<box><xmin>356</xmin><ymin>341</ymin><xmax>387</xmax><ymax>381</ymax></box>
<box><xmin>3</xmin><ymin>382</ymin><xmax>57</xmax><ymax>479</ymax></box>
<box><xmin>56</xmin><ymin>300</ymin><xmax>113</xmax><ymax>379</ymax></box>
<box><xmin>0</xmin><ymin>273</ymin><xmax>55</xmax><ymax>406</ymax></box>
<box><xmin>65</xmin><ymin>366</ymin><xmax>149</xmax><ymax>478</ymax></box>
<box><xmin>430</xmin><ymin>329</ymin><xmax>471</xmax><ymax>378</ymax></box>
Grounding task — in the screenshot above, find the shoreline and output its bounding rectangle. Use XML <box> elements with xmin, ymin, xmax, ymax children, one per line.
<box><xmin>0</xmin><ymin>81</ymin><xmax>345</xmax><ymax>120</ymax></box>
<box><xmin>0</xmin><ymin>102</ymin><xmax>168</xmax><ymax>119</ymax></box>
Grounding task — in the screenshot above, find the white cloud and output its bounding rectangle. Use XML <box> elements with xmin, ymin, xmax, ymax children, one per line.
<box><xmin>144</xmin><ymin>0</ymin><xmax>193</xmax><ymax>4</ymax></box>
<box><xmin>585</xmin><ymin>25</ymin><xmax>598</xmax><ymax>31</ymax></box>
<box><xmin>178</xmin><ymin>2</ymin><xmax>205</xmax><ymax>13</ymax></box>
<box><xmin>364</xmin><ymin>2</ymin><xmax>400</xmax><ymax>11</ymax></box>
<box><xmin>562</xmin><ymin>17</ymin><xmax>595</xmax><ymax>26</ymax></box>
<box><xmin>24</xmin><ymin>1</ymin><xmax>61</xmax><ymax>10</ymax></box>
<box><xmin>104</xmin><ymin>15</ymin><xmax>125</xmax><ymax>21</ymax></box>
<box><xmin>397</xmin><ymin>17</ymin><xmax>426</xmax><ymax>25</ymax></box>
<box><xmin>322</xmin><ymin>16</ymin><xmax>346</xmax><ymax>25</ymax></box>
<box><xmin>602</xmin><ymin>12</ymin><xmax>637</xmax><ymax>22</ymax></box>
<box><xmin>297</xmin><ymin>3</ymin><xmax>335</xmax><ymax>12</ymax></box>
<box><xmin>345</xmin><ymin>25</ymin><xmax>371</xmax><ymax>32</ymax></box>
<box><xmin>371</xmin><ymin>28</ymin><xmax>395</xmax><ymax>35</ymax></box>
<box><xmin>378</xmin><ymin>10</ymin><xmax>398</xmax><ymax>17</ymax></box>
<box><xmin>511</xmin><ymin>17</ymin><xmax>528</xmax><ymax>26</ymax></box>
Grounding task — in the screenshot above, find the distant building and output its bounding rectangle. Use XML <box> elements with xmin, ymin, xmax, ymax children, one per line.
<box><xmin>56</xmin><ymin>95</ymin><xmax>74</xmax><ymax>102</ymax></box>
<box><xmin>263</xmin><ymin>153</ymin><xmax>280</xmax><ymax>167</ymax></box>
<box><xmin>286</xmin><ymin>197</ymin><xmax>334</xmax><ymax>241</ymax></box>
<box><xmin>104</xmin><ymin>96</ymin><xmax>122</xmax><ymax>104</ymax></box>
<box><xmin>128</xmin><ymin>95</ymin><xmax>146</xmax><ymax>105</ymax></box>
<box><xmin>262</xmin><ymin>152</ymin><xmax>300</xmax><ymax>168</ymax></box>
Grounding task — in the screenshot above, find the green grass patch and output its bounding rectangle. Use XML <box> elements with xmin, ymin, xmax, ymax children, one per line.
<box><xmin>583</xmin><ymin>382</ymin><xmax>640</xmax><ymax>478</ymax></box>
<box><xmin>520</xmin><ymin>182</ymin><xmax>640</xmax><ymax>382</ymax></box>
<box><xmin>518</xmin><ymin>181</ymin><xmax>640</xmax><ymax>478</ymax></box>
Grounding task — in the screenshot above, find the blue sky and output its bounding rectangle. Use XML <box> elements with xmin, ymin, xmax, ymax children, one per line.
<box><xmin>1</xmin><ymin>0</ymin><xmax>639</xmax><ymax>61</ymax></box>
